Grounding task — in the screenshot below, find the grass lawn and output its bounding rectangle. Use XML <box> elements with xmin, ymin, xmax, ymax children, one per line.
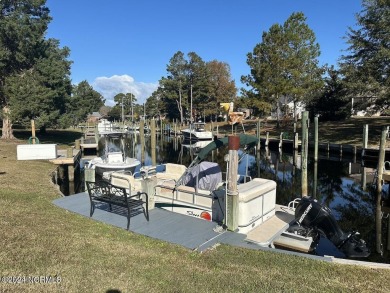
<box><xmin>211</xmin><ymin>116</ymin><xmax>390</xmax><ymax>148</ymax></box>
<box><xmin>1</xmin><ymin>119</ymin><xmax>390</xmax><ymax>292</ymax></box>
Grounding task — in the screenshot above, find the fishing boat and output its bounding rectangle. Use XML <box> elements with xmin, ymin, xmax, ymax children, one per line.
<box><xmin>181</xmin><ymin>122</ymin><xmax>213</xmax><ymax>141</ymax></box>
<box><xmin>86</xmin><ymin>132</ymin><xmax>140</xmax><ymax>177</ymax></box>
<box><xmin>106</xmin><ymin>134</ymin><xmax>370</xmax><ymax>258</ymax></box>
<box><xmin>97</xmin><ymin>118</ymin><xmax>114</xmax><ymax>133</ymax></box>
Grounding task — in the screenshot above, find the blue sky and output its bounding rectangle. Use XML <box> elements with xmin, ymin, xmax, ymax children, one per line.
<box><xmin>45</xmin><ymin>0</ymin><xmax>363</xmax><ymax>106</ymax></box>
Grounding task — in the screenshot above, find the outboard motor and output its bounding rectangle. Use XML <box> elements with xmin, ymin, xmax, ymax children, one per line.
<box><xmin>294</xmin><ymin>197</ymin><xmax>370</xmax><ymax>258</ymax></box>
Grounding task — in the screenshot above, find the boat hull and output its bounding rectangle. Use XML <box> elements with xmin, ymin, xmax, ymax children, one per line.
<box><xmin>181</xmin><ymin>130</ymin><xmax>213</xmax><ymax>141</ymax></box>
<box><xmin>89</xmin><ymin>155</ymin><xmax>140</xmax><ymax>177</ymax></box>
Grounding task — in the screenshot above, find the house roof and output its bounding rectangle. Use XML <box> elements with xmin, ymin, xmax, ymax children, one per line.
<box><xmin>89</xmin><ymin>112</ymin><xmax>102</xmax><ymax>118</ymax></box>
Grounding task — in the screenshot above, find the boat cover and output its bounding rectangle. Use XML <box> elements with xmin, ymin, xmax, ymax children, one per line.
<box><xmin>194</xmin><ymin>134</ymin><xmax>258</xmax><ymax>163</ymax></box>
<box><xmin>181</xmin><ymin>161</ymin><xmax>222</xmax><ymax>191</ymax></box>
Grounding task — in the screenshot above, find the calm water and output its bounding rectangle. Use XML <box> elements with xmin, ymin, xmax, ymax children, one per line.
<box><xmin>66</xmin><ymin>133</ymin><xmax>390</xmax><ymax>264</ymax></box>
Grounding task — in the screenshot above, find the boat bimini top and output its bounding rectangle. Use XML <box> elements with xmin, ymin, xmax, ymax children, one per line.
<box><xmin>175</xmin><ymin>134</ymin><xmax>259</xmax><ymax>189</ymax></box>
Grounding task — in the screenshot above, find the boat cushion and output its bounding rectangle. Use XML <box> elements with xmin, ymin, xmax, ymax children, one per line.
<box><xmin>238</xmin><ymin>178</ymin><xmax>276</xmax><ymax>203</ymax></box>
<box><xmin>156</xmin><ymin>163</ymin><xmax>187</xmax><ymax>182</ymax></box>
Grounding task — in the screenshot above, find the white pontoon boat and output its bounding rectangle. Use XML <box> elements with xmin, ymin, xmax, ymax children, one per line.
<box><xmin>106</xmin><ymin>134</ymin><xmax>370</xmax><ymax>258</ymax></box>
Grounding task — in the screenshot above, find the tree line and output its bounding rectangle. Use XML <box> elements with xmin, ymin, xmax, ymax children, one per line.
<box><xmin>1</xmin><ymin>0</ymin><xmax>389</xmax><ymax>139</ymax></box>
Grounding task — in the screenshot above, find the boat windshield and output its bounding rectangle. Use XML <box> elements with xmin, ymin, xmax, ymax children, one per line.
<box><xmin>191</xmin><ymin>123</ymin><xmax>206</xmax><ymax>132</ymax></box>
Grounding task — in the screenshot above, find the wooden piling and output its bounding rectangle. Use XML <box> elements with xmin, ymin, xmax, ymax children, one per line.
<box><xmin>314</xmin><ymin>116</ymin><xmax>318</xmax><ymax>162</ymax></box>
<box><xmin>363</xmin><ymin>124</ymin><xmax>368</xmax><ymax>149</ymax></box>
<box><xmin>294</xmin><ymin>132</ymin><xmax>298</xmax><ymax>150</ymax></box>
<box><xmin>140</xmin><ymin>120</ymin><xmax>145</xmax><ymax>138</ymax></box>
<box><xmin>256</xmin><ymin>120</ymin><xmax>261</xmax><ymax>150</ymax></box>
<box><xmin>279</xmin><ymin>132</ymin><xmax>283</xmax><ymax>149</ymax></box>
<box><xmin>301</xmin><ymin>111</ymin><xmax>309</xmax><ymax>197</ymax></box>
<box><xmin>31</xmin><ymin>120</ymin><xmax>36</xmax><ymax>144</ymax></box>
<box><xmin>313</xmin><ymin>161</ymin><xmax>318</xmax><ymax>198</ymax></box>
<box><xmin>226</xmin><ymin>135</ymin><xmax>239</xmax><ymax>232</ymax></box>
<box><xmin>376</xmin><ymin>126</ymin><xmax>388</xmax><ymax>254</ymax></box>
<box><xmin>361</xmin><ymin>167</ymin><xmax>367</xmax><ymax>191</ymax></box>
<box><xmin>388</xmin><ymin>216</ymin><xmax>390</xmax><ymax>251</ymax></box>
<box><xmin>151</xmin><ymin>119</ymin><xmax>157</xmax><ymax>166</ymax></box>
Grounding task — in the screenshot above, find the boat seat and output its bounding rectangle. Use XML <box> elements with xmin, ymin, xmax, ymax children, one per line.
<box><xmin>110</xmin><ymin>172</ymin><xmax>142</xmax><ymax>191</ymax></box>
<box><xmin>176</xmin><ymin>185</ymin><xmax>212</xmax><ymax>207</ymax></box>
<box><xmin>155</xmin><ymin>181</ymin><xmax>212</xmax><ymax>208</ymax></box>
<box><xmin>156</xmin><ymin>163</ymin><xmax>187</xmax><ymax>182</ymax></box>
<box><xmin>237</xmin><ymin>178</ymin><xmax>277</xmax><ymax>233</ymax></box>
<box><xmin>238</xmin><ymin>178</ymin><xmax>276</xmax><ymax>203</ymax></box>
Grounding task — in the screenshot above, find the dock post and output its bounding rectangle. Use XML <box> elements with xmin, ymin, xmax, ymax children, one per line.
<box><xmin>142</xmin><ymin>176</ymin><xmax>156</xmax><ymax>210</ymax></box>
<box><xmin>363</xmin><ymin>124</ymin><xmax>368</xmax><ymax>149</ymax></box>
<box><xmin>301</xmin><ymin>111</ymin><xmax>309</xmax><ymax>197</ymax></box>
<box><xmin>361</xmin><ymin>167</ymin><xmax>367</xmax><ymax>191</ymax></box>
<box><xmin>265</xmin><ymin>132</ymin><xmax>269</xmax><ymax>147</ymax></box>
<box><xmin>388</xmin><ymin>216</ymin><xmax>390</xmax><ymax>251</ymax></box>
<box><xmin>376</xmin><ymin>126</ymin><xmax>388</xmax><ymax>254</ymax></box>
<box><xmin>313</xmin><ymin>161</ymin><xmax>318</xmax><ymax>198</ymax></box>
<box><xmin>279</xmin><ymin>132</ymin><xmax>283</xmax><ymax>149</ymax></box>
<box><xmin>256</xmin><ymin>120</ymin><xmax>261</xmax><ymax>150</ymax></box>
<box><xmin>31</xmin><ymin>120</ymin><xmax>36</xmax><ymax>144</ymax></box>
<box><xmin>84</xmin><ymin>168</ymin><xmax>95</xmax><ymax>190</ymax></box>
<box><xmin>67</xmin><ymin>147</ymin><xmax>73</xmax><ymax>158</ymax></box>
<box><xmin>66</xmin><ymin>147</ymin><xmax>75</xmax><ymax>182</ymax></box>
<box><xmin>314</xmin><ymin>116</ymin><xmax>318</xmax><ymax>162</ymax></box>
<box><xmin>140</xmin><ymin>120</ymin><xmax>145</xmax><ymax>137</ymax></box>
<box><xmin>151</xmin><ymin>119</ymin><xmax>157</xmax><ymax>166</ymax></box>
<box><xmin>226</xmin><ymin>135</ymin><xmax>239</xmax><ymax>232</ymax></box>
<box><xmin>294</xmin><ymin>132</ymin><xmax>298</xmax><ymax>150</ymax></box>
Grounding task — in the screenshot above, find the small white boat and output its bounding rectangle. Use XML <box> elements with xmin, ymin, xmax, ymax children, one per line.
<box><xmin>181</xmin><ymin>122</ymin><xmax>213</xmax><ymax>141</ymax></box>
<box><xmin>86</xmin><ymin>131</ymin><xmax>140</xmax><ymax>177</ymax></box>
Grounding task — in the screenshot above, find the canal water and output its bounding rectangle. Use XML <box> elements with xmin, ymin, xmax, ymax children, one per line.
<box><xmin>64</xmin><ymin>133</ymin><xmax>390</xmax><ymax>264</ymax></box>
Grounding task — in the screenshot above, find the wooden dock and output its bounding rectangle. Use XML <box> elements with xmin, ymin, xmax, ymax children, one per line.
<box><xmin>52</xmin><ymin>192</ymin><xmax>390</xmax><ymax>269</ymax></box>
<box><xmin>50</xmin><ymin>148</ymin><xmax>82</xmax><ymax>182</ymax></box>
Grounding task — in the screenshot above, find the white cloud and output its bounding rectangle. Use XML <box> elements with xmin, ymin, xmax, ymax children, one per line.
<box><xmin>92</xmin><ymin>74</ymin><xmax>158</xmax><ymax>106</ymax></box>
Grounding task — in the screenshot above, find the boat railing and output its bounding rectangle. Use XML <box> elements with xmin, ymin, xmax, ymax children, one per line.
<box><xmin>221</xmin><ymin>172</ymin><xmax>252</xmax><ymax>184</ymax></box>
<box><xmin>287</xmin><ymin>198</ymin><xmax>301</xmax><ymax>211</ymax></box>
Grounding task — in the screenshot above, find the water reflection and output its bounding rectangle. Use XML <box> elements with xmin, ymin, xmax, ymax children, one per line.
<box><xmin>76</xmin><ymin>133</ymin><xmax>389</xmax><ymax>263</ymax></box>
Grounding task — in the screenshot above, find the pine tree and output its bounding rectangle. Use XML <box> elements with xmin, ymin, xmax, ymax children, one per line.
<box><xmin>340</xmin><ymin>0</ymin><xmax>390</xmax><ymax>115</ymax></box>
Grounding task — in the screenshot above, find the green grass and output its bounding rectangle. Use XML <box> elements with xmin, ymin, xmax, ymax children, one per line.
<box><xmin>1</xmin><ymin>121</ymin><xmax>390</xmax><ymax>292</ymax></box>
<box><xmin>211</xmin><ymin>116</ymin><xmax>390</xmax><ymax>147</ymax></box>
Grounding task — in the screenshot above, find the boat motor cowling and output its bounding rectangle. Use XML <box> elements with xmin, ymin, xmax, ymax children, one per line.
<box><xmin>294</xmin><ymin>197</ymin><xmax>370</xmax><ymax>258</ymax></box>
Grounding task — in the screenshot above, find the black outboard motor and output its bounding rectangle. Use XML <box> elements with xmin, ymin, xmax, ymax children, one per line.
<box><xmin>294</xmin><ymin>197</ymin><xmax>370</xmax><ymax>258</ymax></box>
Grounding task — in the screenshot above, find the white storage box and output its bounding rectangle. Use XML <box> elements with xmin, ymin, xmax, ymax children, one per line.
<box><xmin>17</xmin><ymin>144</ymin><xmax>57</xmax><ymax>160</ymax></box>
